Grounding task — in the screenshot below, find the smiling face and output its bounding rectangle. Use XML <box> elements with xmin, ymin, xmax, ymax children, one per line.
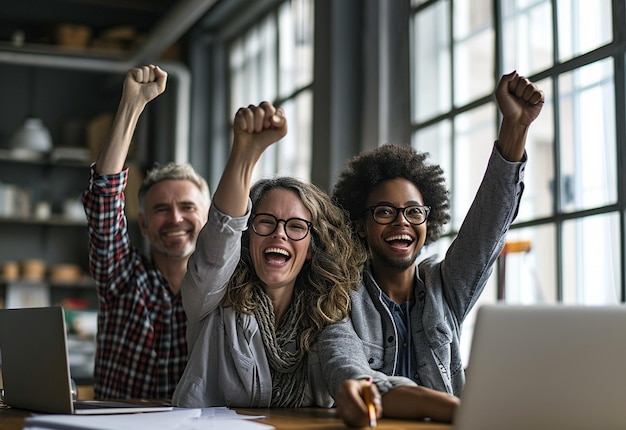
<box><xmin>358</xmin><ymin>178</ymin><xmax>427</xmax><ymax>272</ymax></box>
<box><xmin>139</xmin><ymin>179</ymin><xmax>208</xmax><ymax>260</ymax></box>
<box><xmin>249</xmin><ymin>187</ymin><xmax>313</xmax><ymax>293</ymax></box>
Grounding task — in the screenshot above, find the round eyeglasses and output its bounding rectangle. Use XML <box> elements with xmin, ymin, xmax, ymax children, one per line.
<box><xmin>363</xmin><ymin>204</ymin><xmax>431</xmax><ymax>226</ymax></box>
<box><xmin>251</xmin><ymin>213</ymin><xmax>313</xmax><ymax>241</ymax></box>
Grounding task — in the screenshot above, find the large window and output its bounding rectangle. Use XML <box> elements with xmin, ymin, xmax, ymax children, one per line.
<box><xmin>229</xmin><ymin>0</ymin><xmax>314</xmax><ymax>182</ymax></box>
<box><xmin>410</xmin><ymin>0</ymin><xmax>624</xmax><ymax>359</ymax></box>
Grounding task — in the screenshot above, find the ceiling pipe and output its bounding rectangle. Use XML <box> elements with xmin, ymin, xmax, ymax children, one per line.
<box><xmin>0</xmin><ymin>50</ymin><xmax>131</xmax><ymax>72</ymax></box>
<box><xmin>131</xmin><ymin>0</ymin><xmax>219</xmax><ymax>65</ymax></box>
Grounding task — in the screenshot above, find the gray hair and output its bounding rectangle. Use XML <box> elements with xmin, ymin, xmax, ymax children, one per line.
<box><xmin>137</xmin><ymin>162</ymin><xmax>210</xmax><ymax>212</ymax></box>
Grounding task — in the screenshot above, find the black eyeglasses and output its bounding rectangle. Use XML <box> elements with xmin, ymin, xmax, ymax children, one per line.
<box><xmin>363</xmin><ymin>204</ymin><xmax>431</xmax><ymax>226</ymax></box>
<box><xmin>251</xmin><ymin>213</ymin><xmax>313</xmax><ymax>241</ymax></box>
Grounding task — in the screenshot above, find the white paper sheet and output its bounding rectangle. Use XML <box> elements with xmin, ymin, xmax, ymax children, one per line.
<box><xmin>24</xmin><ymin>407</ymin><xmax>274</xmax><ymax>430</ymax></box>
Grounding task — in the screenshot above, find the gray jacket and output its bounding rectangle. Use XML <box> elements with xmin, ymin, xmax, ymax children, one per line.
<box><xmin>172</xmin><ymin>203</ymin><xmax>333</xmax><ymax>408</ymax></box>
<box><xmin>319</xmin><ymin>143</ymin><xmax>526</xmax><ymax>397</ymax></box>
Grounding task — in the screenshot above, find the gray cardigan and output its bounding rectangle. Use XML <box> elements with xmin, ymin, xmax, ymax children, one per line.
<box><xmin>172</xmin><ymin>202</ymin><xmax>333</xmax><ymax>408</ymax></box>
<box><xmin>319</xmin><ymin>143</ymin><xmax>526</xmax><ymax>397</ymax></box>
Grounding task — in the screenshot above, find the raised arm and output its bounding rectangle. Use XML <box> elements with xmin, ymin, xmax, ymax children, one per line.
<box><xmin>211</xmin><ymin>101</ymin><xmax>287</xmax><ymax>216</ymax></box>
<box><xmin>95</xmin><ymin>64</ymin><xmax>168</xmax><ymax>175</ymax></box>
<box><xmin>495</xmin><ymin>71</ymin><xmax>545</xmax><ymax>162</ymax></box>
<box><xmin>181</xmin><ymin>102</ymin><xmax>287</xmax><ymax>322</ymax></box>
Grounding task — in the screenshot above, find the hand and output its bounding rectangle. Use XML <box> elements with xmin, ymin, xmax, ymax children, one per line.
<box><xmin>122</xmin><ymin>64</ymin><xmax>168</xmax><ymax>107</ymax></box>
<box><xmin>210</xmin><ymin>101</ymin><xmax>287</xmax><ymax>217</ymax></box>
<box><xmin>233</xmin><ymin>101</ymin><xmax>287</xmax><ymax>156</ymax></box>
<box><xmin>94</xmin><ymin>64</ymin><xmax>168</xmax><ymax>174</ymax></box>
<box><xmin>335</xmin><ymin>379</ymin><xmax>382</xmax><ymax>428</ymax></box>
<box><xmin>496</xmin><ymin>71</ymin><xmax>544</xmax><ymax>126</ymax></box>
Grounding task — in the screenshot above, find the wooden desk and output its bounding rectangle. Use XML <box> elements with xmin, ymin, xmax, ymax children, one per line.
<box><xmin>0</xmin><ymin>405</ymin><xmax>452</xmax><ymax>429</ymax></box>
<box><xmin>240</xmin><ymin>408</ymin><xmax>452</xmax><ymax>429</ymax></box>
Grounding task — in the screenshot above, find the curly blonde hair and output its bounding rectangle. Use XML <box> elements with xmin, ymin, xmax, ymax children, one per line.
<box><xmin>225</xmin><ymin>177</ymin><xmax>367</xmax><ymax>351</ymax></box>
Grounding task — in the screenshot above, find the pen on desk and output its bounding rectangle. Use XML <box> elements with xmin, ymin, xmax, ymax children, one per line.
<box><xmin>363</xmin><ymin>380</ymin><xmax>377</xmax><ymax>428</ymax></box>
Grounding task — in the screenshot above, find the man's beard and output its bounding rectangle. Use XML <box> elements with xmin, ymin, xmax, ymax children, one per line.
<box><xmin>150</xmin><ymin>235</ymin><xmax>197</xmax><ymax>260</ymax></box>
<box><xmin>368</xmin><ymin>242</ymin><xmax>417</xmax><ymax>271</ymax></box>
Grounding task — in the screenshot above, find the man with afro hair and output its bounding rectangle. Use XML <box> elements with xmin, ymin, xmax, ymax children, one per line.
<box><xmin>318</xmin><ymin>71</ymin><xmax>544</xmax><ymax>426</ymax></box>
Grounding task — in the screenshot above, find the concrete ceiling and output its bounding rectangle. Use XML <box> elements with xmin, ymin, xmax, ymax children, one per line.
<box><xmin>0</xmin><ymin>0</ymin><xmax>220</xmax><ymax>62</ymax></box>
<box><xmin>1</xmin><ymin>0</ymin><xmax>175</xmax><ymax>41</ymax></box>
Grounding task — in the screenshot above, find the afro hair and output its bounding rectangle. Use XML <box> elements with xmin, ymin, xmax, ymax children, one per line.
<box><xmin>332</xmin><ymin>143</ymin><xmax>450</xmax><ymax>245</ymax></box>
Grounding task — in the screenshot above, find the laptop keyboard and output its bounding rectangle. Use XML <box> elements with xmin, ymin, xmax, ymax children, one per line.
<box><xmin>74</xmin><ymin>400</ymin><xmax>144</xmax><ymax>409</ymax></box>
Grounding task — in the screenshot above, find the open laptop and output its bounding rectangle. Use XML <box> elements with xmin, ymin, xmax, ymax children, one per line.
<box><xmin>0</xmin><ymin>306</ymin><xmax>173</xmax><ymax>414</ymax></box>
<box><xmin>453</xmin><ymin>304</ymin><xmax>626</xmax><ymax>430</ymax></box>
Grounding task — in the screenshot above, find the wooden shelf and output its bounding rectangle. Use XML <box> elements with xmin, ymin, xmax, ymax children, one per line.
<box><xmin>0</xmin><ymin>215</ymin><xmax>86</xmax><ymax>227</ymax></box>
<box><xmin>0</xmin><ymin>276</ymin><xmax>95</xmax><ymax>289</ymax></box>
<box><xmin>0</xmin><ymin>149</ymin><xmax>90</xmax><ymax>168</ymax></box>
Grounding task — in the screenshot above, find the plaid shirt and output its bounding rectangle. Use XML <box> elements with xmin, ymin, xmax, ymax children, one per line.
<box><xmin>82</xmin><ymin>165</ymin><xmax>187</xmax><ymax>400</ymax></box>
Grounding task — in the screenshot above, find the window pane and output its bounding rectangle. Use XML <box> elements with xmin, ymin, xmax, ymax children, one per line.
<box><xmin>562</xmin><ymin>213</ymin><xmax>621</xmax><ymax>304</ymax></box>
<box><xmin>453</xmin><ymin>0</ymin><xmax>494</xmax><ymax>106</ymax></box>
<box><xmin>559</xmin><ymin>59</ymin><xmax>616</xmax><ymax>212</ymax></box>
<box><xmin>464</xmin><ymin>224</ymin><xmax>557</xmax><ymax>361</ymax></box>
<box><xmin>452</xmin><ymin>104</ymin><xmax>496</xmax><ymax>229</ymax></box>
<box><xmin>411</xmin><ymin>0</ymin><xmax>451</xmax><ymax>122</ymax></box>
<box><xmin>229</xmin><ymin>38</ymin><xmax>249</xmax><ymax>114</ymax></box>
<box><xmin>412</xmin><ymin>120</ymin><xmax>453</xmax><ymax>235</ymax></box>
<box><xmin>515</xmin><ymin>77</ymin><xmax>554</xmax><ymax>222</ymax></box>
<box><xmin>275</xmin><ymin>90</ymin><xmax>312</xmax><ymax>181</ymax></box>
<box><xmin>250</xmin><ymin>97</ymin><xmax>312</xmax><ymax>184</ymax></box>
<box><xmin>279</xmin><ymin>0</ymin><xmax>314</xmax><ymax>98</ymax></box>
<box><xmin>252</xmin><ymin>142</ymin><xmax>278</xmax><ymax>182</ymax></box>
<box><xmin>557</xmin><ymin>0</ymin><xmax>612</xmax><ymax>62</ymax></box>
<box><xmin>229</xmin><ymin>16</ymin><xmax>278</xmax><ymax>114</ymax></box>
<box><xmin>500</xmin><ymin>226</ymin><xmax>557</xmax><ymax>304</ymax></box>
<box><xmin>501</xmin><ymin>0</ymin><xmax>553</xmax><ymax>75</ymax></box>
<box><xmin>230</xmin><ymin>1</ymin><xmax>314</xmax><ymax>183</ymax></box>
<box><xmin>412</xmin><ymin>120</ymin><xmax>452</xmax><ymax>180</ymax></box>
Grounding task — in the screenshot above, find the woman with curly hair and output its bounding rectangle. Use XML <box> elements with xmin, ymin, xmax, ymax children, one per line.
<box><xmin>318</xmin><ymin>71</ymin><xmax>544</xmax><ymax>426</ymax></box>
<box><xmin>172</xmin><ymin>101</ymin><xmax>366</xmax><ymax>408</ymax></box>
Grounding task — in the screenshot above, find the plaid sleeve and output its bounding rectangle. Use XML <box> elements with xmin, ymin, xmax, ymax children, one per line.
<box><xmin>81</xmin><ymin>164</ymin><xmax>134</xmax><ymax>295</ymax></box>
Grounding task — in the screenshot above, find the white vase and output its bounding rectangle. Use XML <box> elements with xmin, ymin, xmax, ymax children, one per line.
<box><xmin>9</xmin><ymin>118</ymin><xmax>53</xmax><ymax>159</ymax></box>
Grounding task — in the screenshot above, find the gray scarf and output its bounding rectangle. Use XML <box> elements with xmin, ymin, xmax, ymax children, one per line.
<box><xmin>252</xmin><ymin>286</ymin><xmax>309</xmax><ymax>407</ymax></box>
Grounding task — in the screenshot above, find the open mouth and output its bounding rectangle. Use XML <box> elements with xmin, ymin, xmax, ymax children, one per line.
<box><xmin>264</xmin><ymin>247</ymin><xmax>291</xmax><ymax>263</ymax></box>
<box><xmin>385</xmin><ymin>234</ymin><xmax>414</xmax><ymax>249</ymax></box>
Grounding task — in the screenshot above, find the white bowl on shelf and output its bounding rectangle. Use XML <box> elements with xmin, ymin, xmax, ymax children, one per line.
<box><xmin>9</xmin><ymin>118</ymin><xmax>53</xmax><ymax>159</ymax></box>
